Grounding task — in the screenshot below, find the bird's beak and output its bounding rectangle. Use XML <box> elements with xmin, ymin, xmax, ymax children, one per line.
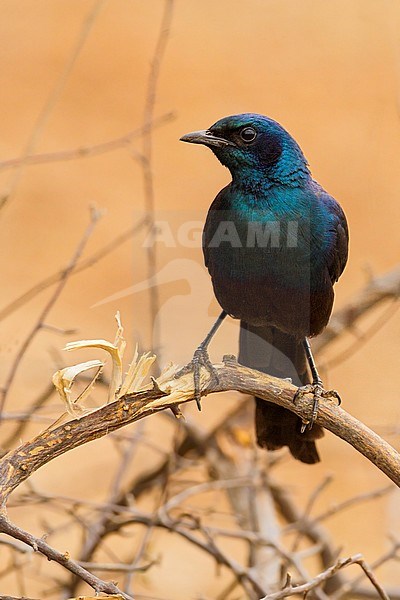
<box><xmin>180</xmin><ymin>129</ymin><xmax>235</xmax><ymax>148</ymax></box>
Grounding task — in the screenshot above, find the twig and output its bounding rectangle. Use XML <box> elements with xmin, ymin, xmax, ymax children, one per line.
<box><xmin>0</xmin><ymin>513</ymin><xmax>134</xmax><ymax>600</ymax></box>
<box><xmin>0</xmin><ymin>112</ymin><xmax>174</xmax><ymax>174</ymax></box>
<box><xmin>58</xmin><ymin>406</ymin><xmax>251</xmax><ymax>593</ymax></box>
<box><xmin>269</xmin><ymin>479</ymin><xmax>341</xmax><ymax>579</ymax></box>
<box><xmin>313</xmin><ymin>484</ymin><xmax>394</xmax><ymax>524</ymax></box>
<box><xmin>0</xmin><ymin>383</ymin><xmax>55</xmax><ymax>453</ymax></box>
<box><xmin>260</xmin><ymin>554</ymin><xmax>390</xmax><ymax>600</ymax></box>
<box><xmin>1</xmin><ymin>356</ymin><xmax>398</xmax><ymax>598</ymax></box>
<box><xmin>74</xmin><ymin>427</ymin><xmax>144</xmax><ymax>575</ymax></box>
<box><xmin>289</xmin><ymin>475</ymin><xmax>333</xmax><ymax>554</ymax></box>
<box><xmin>11</xmin><ymin>481</ymin><xmax>396</xmax><ymax>600</ymax></box>
<box><xmin>280</xmin><ymin>484</ymin><xmax>394</xmax><ymax>592</ymax></box>
<box><xmin>0</xmin><ymin>0</ymin><xmax>107</xmax><ymax>212</ymax></box>
<box><xmin>158</xmin><ymin>476</ymin><xmax>255</xmax><ymax>520</ymax></box>
<box><xmin>9</xmin><ymin>483</ymin><xmax>324</xmax><ymax>586</ymax></box>
<box><xmin>79</xmin><ymin>559</ymin><xmax>156</xmax><ymax>573</ymax></box>
<box><xmin>0</xmin><ymin>216</ymin><xmax>147</xmax><ymax>323</ymax></box>
<box><xmin>29</xmin><ymin>490</ymin><xmax>268</xmax><ymax>597</ymax></box>
<box><xmin>139</xmin><ymin>0</ymin><xmax>174</xmax><ymax>356</ymax></box>
<box><xmin>1</xmin><ymin>597</ymin><xmax>39</xmax><ymax>600</ymax></box>
<box><xmin>155</xmin><ymin>517</ymin><xmax>265</xmax><ymax>596</ymax></box>
<box><xmin>0</xmin><ymin>209</ymin><xmax>101</xmax><ymax>417</ymax></box>
<box><xmin>124</xmin><ymin>524</ymin><xmax>155</xmax><ymax>594</ymax></box>
<box><xmin>324</xmin><ymin>299</ymin><xmax>399</xmax><ymax>369</ymax></box>
<box><xmin>332</xmin><ymin>538</ymin><xmax>400</xmax><ymax>599</ymax></box>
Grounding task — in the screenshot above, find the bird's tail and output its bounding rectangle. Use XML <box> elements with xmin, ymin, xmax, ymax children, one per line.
<box><xmin>239</xmin><ymin>322</ymin><xmax>324</xmax><ymax>464</ymax></box>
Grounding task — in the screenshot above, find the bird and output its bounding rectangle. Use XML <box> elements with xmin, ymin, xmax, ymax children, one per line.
<box><xmin>180</xmin><ymin>113</ymin><xmax>349</xmax><ymax>464</ymax></box>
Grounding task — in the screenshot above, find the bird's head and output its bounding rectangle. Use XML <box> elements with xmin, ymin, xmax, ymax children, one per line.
<box><xmin>180</xmin><ymin>113</ymin><xmax>310</xmax><ymax>186</ymax></box>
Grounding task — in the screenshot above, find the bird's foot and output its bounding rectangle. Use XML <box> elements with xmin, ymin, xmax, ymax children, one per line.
<box><xmin>175</xmin><ymin>346</ymin><xmax>219</xmax><ymax>411</ymax></box>
<box><xmin>293</xmin><ymin>382</ymin><xmax>341</xmax><ymax>433</ymax></box>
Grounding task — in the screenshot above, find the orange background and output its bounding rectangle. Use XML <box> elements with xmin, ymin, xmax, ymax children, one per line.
<box><xmin>0</xmin><ymin>1</ymin><xmax>399</xmax><ymax>598</ymax></box>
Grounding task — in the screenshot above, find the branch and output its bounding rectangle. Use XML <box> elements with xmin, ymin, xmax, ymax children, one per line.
<box><xmin>0</xmin><ymin>112</ymin><xmax>174</xmax><ymax>174</ymax></box>
<box><xmin>0</xmin><ymin>217</ymin><xmax>148</xmax><ymax>324</ymax></box>
<box><xmin>139</xmin><ymin>0</ymin><xmax>174</xmax><ymax>356</ymax></box>
<box><xmin>0</xmin><ymin>208</ymin><xmax>101</xmax><ymax>416</ymax></box>
<box><xmin>261</xmin><ymin>553</ymin><xmax>390</xmax><ymax>600</ymax></box>
<box><xmin>1</xmin><ymin>597</ymin><xmax>39</xmax><ymax>600</ymax></box>
<box><xmin>0</xmin><ymin>514</ymin><xmax>133</xmax><ymax>600</ymax></box>
<box><xmin>0</xmin><ymin>0</ymin><xmax>107</xmax><ymax>212</ymax></box>
<box><xmin>1</xmin><ymin>355</ymin><xmax>400</xmax><ymax>508</ymax></box>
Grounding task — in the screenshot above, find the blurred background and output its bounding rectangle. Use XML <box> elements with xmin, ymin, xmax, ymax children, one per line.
<box><xmin>0</xmin><ymin>1</ymin><xmax>399</xmax><ymax>598</ymax></box>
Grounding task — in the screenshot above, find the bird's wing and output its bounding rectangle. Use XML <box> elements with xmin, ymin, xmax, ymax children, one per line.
<box><xmin>324</xmin><ymin>198</ymin><xmax>349</xmax><ymax>284</ymax></box>
<box><xmin>203</xmin><ymin>185</ymin><xmax>231</xmax><ymax>270</ymax></box>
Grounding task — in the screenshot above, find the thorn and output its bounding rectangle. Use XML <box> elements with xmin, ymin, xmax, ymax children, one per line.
<box><xmin>150</xmin><ymin>376</ymin><xmax>162</xmax><ymax>393</ymax></box>
<box><xmin>282</xmin><ymin>571</ymin><xmax>292</xmax><ymax>588</ymax></box>
<box><xmin>170</xmin><ymin>405</ymin><xmax>184</xmax><ymax>419</ymax></box>
<box><xmin>222</xmin><ymin>354</ymin><xmax>237</xmax><ymax>364</ymax></box>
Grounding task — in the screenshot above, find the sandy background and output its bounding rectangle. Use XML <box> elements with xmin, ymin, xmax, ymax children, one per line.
<box><xmin>0</xmin><ymin>1</ymin><xmax>399</xmax><ymax>598</ymax></box>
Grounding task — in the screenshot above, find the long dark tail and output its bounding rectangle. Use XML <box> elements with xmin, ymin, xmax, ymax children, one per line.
<box><xmin>239</xmin><ymin>322</ymin><xmax>324</xmax><ymax>464</ymax></box>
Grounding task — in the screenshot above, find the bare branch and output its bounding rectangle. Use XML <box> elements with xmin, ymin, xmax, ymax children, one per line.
<box><xmin>289</xmin><ymin>475</ymin><xmax>333</xmax><ymax>553</ymax></box>
<box><xmin>269</xmin><ymin>479</ymin><xmax>343</xmax><ymax>594</ymax></box>
<box><xmin>1</xmin><ymin>596</ymin><xmax>39</xmax><ymax>600</ymax></box>
<box><xmin>313</xmin><ymin>484</ymin><xmax>394</xmax><ymax>524</ymax></box>
<box><xmin>139</xmin><ymin>0</ymin><xmax>174</xmax><ymax>356</ymax></box>
<box><xmin>332</xmin><ymin>538</ymin><xmax>400</xmax><ymax>599</ymax></box>
<box><xmin>260</xmin><ymin>553</ymin><xmax>390</xmax><ymax>600</ymax></box>
<box><xmin>0</xmin><ymin>209</ymin><xmax>101</xmax><ymax>416</ymax></box>
<box><xmin>1</xmin><ymin>355</ymin><xmax>399</xmax><ymax>508</ymax></box>
<box><xmin>0</xmin><ymin>0</ymin><xmax>107</xmax><ymax>212</ymax></box>
<box><xmin>0</xmin><ymin>112</ymin><xmax>174</xmax><ymax>174</ymax></box>
<box><xmin>78</xmin><ymin>559</ymin><xmax>156</xmax><ymax>573</ymax></box>
<box><xmin>0</xmin><ymin>383</ymin><xmax>55</xmax><ymax>453</ymax></box>
<box><xmin>0</xmin><ymin>514</ymin><xmax>134</xmax><ymax>600</ymax></box>
<box><xmin>0</xmin><ymin>217</ymin><xmax>147</xmax><ymax>324</ymax></box>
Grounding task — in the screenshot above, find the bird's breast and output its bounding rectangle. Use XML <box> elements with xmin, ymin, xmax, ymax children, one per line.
<box><xmin>203</xmin><ymin>203</ymin><xmax>333</xmax><ymax>336</ymax></box>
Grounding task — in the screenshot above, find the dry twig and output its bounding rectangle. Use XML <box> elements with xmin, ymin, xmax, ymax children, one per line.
<box><xmin>0</xmin><ymin>209</ymin><xmax>102</xmax><ymax>417</ymax></box>
<box><xmin>2</xmin><ymin>355</ymin><xmax>399</xmax><ymax>597</ymax></box>
<box><xmin>0</xmin><ymin>515</ymin><xmax>134</xmax><ymax>600</ymax></box>
<box><xmin>138</xmin><ymin>0</ymin><xmax>174</xmax><ymax>356</ymax></box>
<box><xmin>0</xmin><ymin>0</ymin><xmax>107</xmax><ymax>212</ymax></box>
<box><xmin>261</xmin><ymin>553</ymin><xmax>390</xmax><ymax>600</ymax></box>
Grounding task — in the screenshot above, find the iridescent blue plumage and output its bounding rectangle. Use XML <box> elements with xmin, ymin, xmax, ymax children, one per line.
<box><xmin>181</xmin><ymin>113</ymin><xmax>349</xmax><ymax>463</ymax></box>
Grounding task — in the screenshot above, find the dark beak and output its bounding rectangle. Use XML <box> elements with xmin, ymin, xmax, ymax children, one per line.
<box><xmin>180</xmin><ymin>129</ymin><xmax>235</xmax><ymax>148</ymax></box>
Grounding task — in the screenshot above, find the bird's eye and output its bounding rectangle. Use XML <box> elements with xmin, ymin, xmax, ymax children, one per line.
<box><xmin>240</xmin><ymin>127</ymin><xmax>257</xmax><ymax>143</ymax></box>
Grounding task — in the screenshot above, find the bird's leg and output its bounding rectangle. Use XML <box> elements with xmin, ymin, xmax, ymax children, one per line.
<box><xmin>294</xmin><ymin>338</ymin><xmax>341</xmax><ymax>432</ymax></box>
<box><xmin>176</xmin><ymin>311</ymin><xmax>227</xmax><ymax>411</ymax></box>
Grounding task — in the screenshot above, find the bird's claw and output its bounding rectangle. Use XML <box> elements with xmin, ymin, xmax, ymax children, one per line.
<box><xmin>293</xmin><ymin>383</ymin><xmax>341</xmax><ymax>432</ymax></box>
<box><xmin>175</xmin><ymin>346</ymin><xmax>219</xmax><ymax>411</ymax></box>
